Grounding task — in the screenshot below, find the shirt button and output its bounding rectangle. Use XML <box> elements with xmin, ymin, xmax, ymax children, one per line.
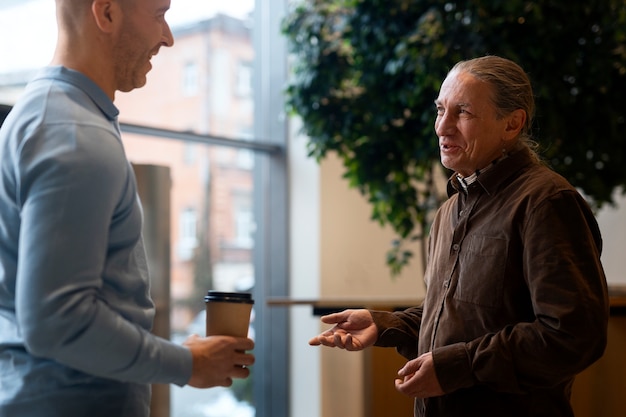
<box><xmin>452</xmin><ymin>244</ymin><xmax>460</xmax><ymax>251</ymax></box>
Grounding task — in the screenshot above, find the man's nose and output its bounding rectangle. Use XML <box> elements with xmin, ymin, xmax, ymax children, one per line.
<box><xmin>435</xmin><ymin>113</ymin><xmax>454</xmax><ymax>136</ymax></box>
<box><xmin>162</xmin><ymin>21</ymin><xmax>175</xmax><ymax>47</ymax></box>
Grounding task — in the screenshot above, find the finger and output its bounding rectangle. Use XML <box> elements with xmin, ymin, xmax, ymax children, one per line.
<box><xmin>230</xmin><ymin>366</ymin><xmax>251</xmax><ymax>380</ymax></box>
<box><xmin>333</xmin><ymin>332</ymin><xmax>346</xmax><ymax>349</ymax></box>
<box><xmin>308</xmin><ymin>337</ymin><xmax>322</xmax><ymax>346</ymax></box>
<box><xmin>308</xmin><ymin>335</ymin><xmax>332</xmax><ymax>347</ymax></box>
<box><xmin>345</xmin><ymin>334</ymin><xmax>364</xmax><ymax>351</ymax></box>
<box><xmin>234</xmin><ymin>337</ymin><xmax>255</xmax><ymax>351</ymax></box>
<box><xmin>309</xmin><ymin>327</ymin><xmax>337</xmax><ymax>346</ymax></box>
<box><xmin>317</xmin><ymin>335</ymin><xmax>340</xmax><ymax>347</ymax></box>
<box><xmin>397</xmin><ymin>358</ymin><xmax>420</xmax><ymax>377</ymax></box>
<box><xmin>394</xmin><ymin>374</ymin><xmax>417</xmax><ymax>397</ymax></box>
<box><xmin>309</xmin><ymin>334</ymin><xmax>337</xmax><ymax>346</ymax></box>
<box><xmin>344</xmin><ymin>334</ymin><xmax>357</xmax><ymax>351</ymax></box>
<box><xmin>236</xmin><ymin>352</ymin><xmax>255</xmax><ymax>367</ymax></box>
<box><xmin>395</xmin><ymin>378</ymin><xmax>410</xmax><ymax>396</ymax></box>
<box><xmin>397</xmin><ymin>363</ymin><xmax>412</xmax><ymax>377</ymax></box>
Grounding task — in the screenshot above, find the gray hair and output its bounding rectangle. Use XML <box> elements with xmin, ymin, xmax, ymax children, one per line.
<box><xmin>450</xmin><ymin>56</ymin><xmax>540</xmax><ymax>157</ymax></box>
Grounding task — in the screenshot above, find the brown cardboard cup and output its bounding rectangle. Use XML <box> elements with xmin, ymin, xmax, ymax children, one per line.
<box><xmin>204</xmin><ymin>291</ymin><xmax>254</xmax><ymax>337</ymax></box>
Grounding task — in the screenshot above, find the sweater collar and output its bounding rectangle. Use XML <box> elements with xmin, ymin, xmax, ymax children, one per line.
<box><xmin>35</xmin><ymin>66</ymin><xmax>120</xmax><ymax>122</ymax></box>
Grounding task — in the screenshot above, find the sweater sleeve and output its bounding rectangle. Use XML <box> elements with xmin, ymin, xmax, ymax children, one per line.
<box><xmin>14</xmin><ymin>123</ymin><xmax>192</xmax><ymax>386</ymax></box>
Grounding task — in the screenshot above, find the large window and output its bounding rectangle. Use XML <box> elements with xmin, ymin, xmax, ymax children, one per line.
<box><xmin>0</xmin><ymin>1</ymin><xmax>289</xmax><ymax>416</ymax></box>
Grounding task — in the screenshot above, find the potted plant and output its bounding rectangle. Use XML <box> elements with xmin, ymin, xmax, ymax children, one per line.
<box><xmin>282</xmin><ymin>0</ymin><xmax>626</xmax><ymax>275</ymax></box>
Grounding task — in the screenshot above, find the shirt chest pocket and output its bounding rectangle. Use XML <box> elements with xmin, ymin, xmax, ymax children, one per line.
<box><xmin>453</xmin><ymin>235</ymin><xmax>508</xmax><ymax>308</ymax></box>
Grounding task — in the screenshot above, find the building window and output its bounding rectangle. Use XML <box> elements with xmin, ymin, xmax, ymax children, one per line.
<box><xmin>233</xmin><ymin>191</ymin><xmax>254</xmax><ymax>248</ymax></box>
<box><xmin>236</xmin><ymin>148</ymin><xmax>254</xmax><ymax>170</ymax></box>
<box><xmin>183</xmin><ymin>142</ymin><xmax>197</xmax><ymax>165</ymax></box>
<box><xmin>182</xmin><ymin>62</ymin><xmax>198</xmax><ymax>96</ymax></box>
<box><xmin>178</xmin><ymin>207</ymin><xmax>198</xmax><ymax>260</ymax></box>
<box><xmin>211</xmin><ymin>49</ymin><xmax>230</xmax><ymax>116</ymax></box>
<box><xmin>236</xmin><ymin>61</ymin><xmax>253</xmax><ymax>97</ymax></box>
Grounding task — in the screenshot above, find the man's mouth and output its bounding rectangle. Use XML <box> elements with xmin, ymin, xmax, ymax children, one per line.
<box><xmin>440</xmin><ymin>142</ymin><xmax>464</xmax><ymax>154</ymax></box>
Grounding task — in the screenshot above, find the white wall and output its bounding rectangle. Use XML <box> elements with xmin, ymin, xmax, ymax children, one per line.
<box><xmin>319</xmin><ymin>155</ymin><xmax>426</xmax><ymax>299</ymax></box>
<box><xmin>288</xmin><ymin>121</ymin><xmax>321</xmax><ymax>417</ymax></box>
<box><xmin>317</xmin><ymin>153</ymin><xmax>426</xmax><ymax>417</ymax></box>
<box><xmin>596</xmin><ymin>191</ymin><xmax>626</xmax><ymax>285</ymax></box>
<box><xmin>288</xmin><ymin>136</ymin><xmax>426</xmax><ymax>417</ymax></box>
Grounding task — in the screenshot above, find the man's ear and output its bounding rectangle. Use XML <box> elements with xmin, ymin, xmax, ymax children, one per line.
<box><xmin>504</xmin><ymin>109</ymin><xmax>527</xmax><ymax>140</ymax></box>
<box><xmin>92</xmin><ymin>0</ymin><xmax>120</xmax><ymax>33</ymax></box>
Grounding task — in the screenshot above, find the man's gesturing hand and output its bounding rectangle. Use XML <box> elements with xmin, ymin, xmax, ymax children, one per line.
<box><xmin>308</xmin><ymin>309</ymin><xmax>378</xmax><ymax>351</ymax></box>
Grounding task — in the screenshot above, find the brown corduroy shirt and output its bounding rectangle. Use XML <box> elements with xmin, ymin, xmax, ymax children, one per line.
<box><xmin>372</xmin><ymin>146</ymin><xmax>609</xmax><ymax>417</ymax></box>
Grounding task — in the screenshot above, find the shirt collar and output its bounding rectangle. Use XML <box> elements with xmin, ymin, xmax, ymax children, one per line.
<box><xmin>455</xmin><ymin>159</ymin><xmax>500</xmax><ymax>191</ymax></box>
<box><xmin>447</xmin><ymin>145</ymin><xmax>538</xmax><ymax>197</ymax></box>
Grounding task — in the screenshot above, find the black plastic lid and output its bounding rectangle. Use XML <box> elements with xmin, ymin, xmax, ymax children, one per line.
<box><xmin>204</xmin><ymin>291</ymin><xmax>254</xmax><ymax>304</ymax></box>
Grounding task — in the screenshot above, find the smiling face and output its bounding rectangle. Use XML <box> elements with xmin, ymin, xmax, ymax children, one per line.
<box><xmin>113</xmin><ymin>0</ymin><xmax>174</xmax><ymax>92</ymax></box>
<box><xmin>434</xmin><ymin>70</ymin><xmax>516</xmax><ymax>177</ymax></box>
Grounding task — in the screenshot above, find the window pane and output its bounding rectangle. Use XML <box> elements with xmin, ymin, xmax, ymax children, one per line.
<box><xmin>123</xmin><ymin>133</ymin><xmax>258</xmax><ymax>417</ymax></box>
<box><xmin>115</xmin><ymin>3</ymin><xmax>260</xmax><ymax>416</ymax></box>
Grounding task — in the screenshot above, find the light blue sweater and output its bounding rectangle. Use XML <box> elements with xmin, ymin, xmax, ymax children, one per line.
<box><xmin>0</xmin><ymin>67</ymin><xmax>192</xmax><ymax>416</ymax></box>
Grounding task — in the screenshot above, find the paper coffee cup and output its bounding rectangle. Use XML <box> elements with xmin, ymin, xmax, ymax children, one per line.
<box><xmin>204</xmin><ymin>291</ymin><xmax>254</xmax><ymax>337</ymax></box>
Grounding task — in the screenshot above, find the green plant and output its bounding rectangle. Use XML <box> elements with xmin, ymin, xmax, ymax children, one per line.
<box><xmin>283</xmin><ymin>0</ymin><xmax>626</xmax><ymax>275</ymax></box>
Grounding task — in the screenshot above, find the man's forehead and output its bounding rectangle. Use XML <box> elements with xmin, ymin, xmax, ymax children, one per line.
<box><xmin>437</xmin><ymin>72</ymin><xmax>490</xmax><ymax>103</ymax></box>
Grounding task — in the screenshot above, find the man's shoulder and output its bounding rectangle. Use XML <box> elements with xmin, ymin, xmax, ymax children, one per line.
<box><xmin>516</xmin><ymin>162</ymin><xmax>577</xmax><ymax>197</ymax></box>
<box><xmin>20</xmin><ymin>66</ymin><xmax>117</xmax><ymax>126</ymax></box>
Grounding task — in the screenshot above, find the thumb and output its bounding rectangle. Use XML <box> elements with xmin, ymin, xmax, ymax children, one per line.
<box><xmin>320</xmin><ymin>311</ymin><xmax>348</xmax><ymax>325</ymax></box>
<box><xmin>397</xmin><ymin>359</ymin><xmax>418</xmax><ymax>378</ymax></box>
<box><xmin>183</xmin><ymin>333</ymin><xmax>201</xmax><ymax>346</ymax></box>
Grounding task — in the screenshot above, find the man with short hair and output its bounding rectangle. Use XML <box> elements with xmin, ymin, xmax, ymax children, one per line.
<box><xmin>0</xmin><ymin>1</ymin><xmax>255</xmax><ymax>416</ymax></box>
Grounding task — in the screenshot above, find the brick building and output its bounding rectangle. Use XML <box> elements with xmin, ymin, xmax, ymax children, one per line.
<box><xmin>113</xmin><ymin>13</ymin><xmax>256</xmax><ymax>332</ymax></box>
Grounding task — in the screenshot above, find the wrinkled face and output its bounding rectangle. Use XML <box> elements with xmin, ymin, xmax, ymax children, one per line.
<box><xmin>434</xmin><ymin>70</ymin><xmax>510</xmax><ymax>177</ymax></box>
<box><xmin>113</xmin><ymin>0</ymin><xmax>174</xmax><ymax>92</ymax></box>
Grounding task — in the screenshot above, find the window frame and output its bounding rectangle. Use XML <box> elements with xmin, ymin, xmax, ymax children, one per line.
<box><xmin>250</xmin><ymin>1</ymin><xmax>290</xmax><ymax>415</ymax></box>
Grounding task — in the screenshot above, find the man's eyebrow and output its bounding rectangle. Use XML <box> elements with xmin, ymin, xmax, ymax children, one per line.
<box><xmin>434</xmin><ymin>100</ymin><xmax>471</xmax><ymax>108</ymax></box>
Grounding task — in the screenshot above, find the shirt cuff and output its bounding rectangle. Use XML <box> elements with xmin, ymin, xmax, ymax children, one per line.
<box><xmin>431</xmin><ymin>342</ymin><xmax>475</xmax><ymax>393</ymax></box>
<box><xmin>155</xmin><ymin>341</ymin><xmax>194</xmax><ymax>387</ymax></box>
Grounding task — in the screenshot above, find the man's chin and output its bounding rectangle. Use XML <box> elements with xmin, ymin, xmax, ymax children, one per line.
<box><xmin>119</xmin><ymin>78</ymin><xmax>148</xmax><ymax>93</ymax></box>
<box><xmin>440</xmin><ymin>157</ymin><xmax>457</xmax><ymax>172</ymax></box>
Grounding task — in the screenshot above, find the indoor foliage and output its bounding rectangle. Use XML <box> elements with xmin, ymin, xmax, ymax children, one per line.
<box><xmin>282</xmin><ymin>0</ymin><xmax>626</xmax><ymax>275</ymax></box>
